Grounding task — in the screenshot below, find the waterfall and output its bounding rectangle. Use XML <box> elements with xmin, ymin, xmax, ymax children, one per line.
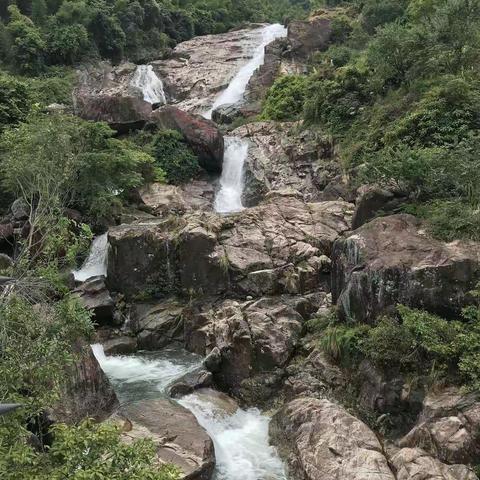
<box><xmin>91</xmin><ymin>345</ymin><xmax>287</xmax><ymax>479</ymax></box>
<box><xmin>204</xmin><ymin>23</ymin><xmax>287</xmax><ymax>119</ymax></box>
<box><xmin>130</xmin><ymin>65</ymin><xmax>167</xmax><ymax>105</ymax></box>
<box><xmin>73</xmin><ymin>233</ymin><xmax>109</xmax><ymax>282</ymax></box>
<box><xmin>214</xmin><ymin>137</ymin><xmax>249</xmax><ymax>214</ymax></box>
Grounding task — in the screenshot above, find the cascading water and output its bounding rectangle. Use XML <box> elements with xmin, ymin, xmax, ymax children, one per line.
<box><xmin>73</xmin><ymin>233</ymin><xmax>108</xmax><ymax>282</ymax></box>
<box><xmin>214</xmin><ymin>137</ymin><xmax>249</xmax><ymax>214</ymax></box>
<box><xmin>130</xmin><ymin>65</ymin><xmax>167</xmax><ymax>105</ymax></box>
<box><xmin>91</xmin><ymin>345</ymin><xmax>287</xmax><ymax>480</ymax></box>
<box><xmin>204</xmin><ymin>23</ymin><xmax>287</xmax><ymax>119</ymax></box>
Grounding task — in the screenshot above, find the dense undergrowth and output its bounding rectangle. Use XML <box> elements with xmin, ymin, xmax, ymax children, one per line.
<box><xmin>262</xmin><ymin>0</ymin><xmax>480</xmax><ymax>242</ymax></box>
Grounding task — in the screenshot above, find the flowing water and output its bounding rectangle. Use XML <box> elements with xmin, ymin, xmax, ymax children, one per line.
<box><xmin>91</xmin><ymin>345</ymin><xmax>287</xmax><ymax>480</ymax></box>
<box><xmin>73</xmin><ymin>233</ymin><xmax>109</xmax><ymax>282</ymax></box>
<box><xmin>214</xmin><ymin>137</ymin><xmax>249</xmax><ymax>213</ymax></box>
<box><xmin>130</xmin><ymin>65</ymin><xmax>167</xmax><ymax>105</ymax></box>
<box><xmin>204</xmin><ymin>23</ymin><xmax>287</xmax><ymax>119</ymax></box>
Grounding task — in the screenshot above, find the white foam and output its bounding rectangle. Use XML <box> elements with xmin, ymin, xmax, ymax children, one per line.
<box><xmin>73</xmin><ymin>233</ymin><xmax>108</xmax><ymax>282</ymax></box>
<box><xmin>131</xmin><ymin>65</ymin><xmax>167</xmax><ymax>105</ymax></box>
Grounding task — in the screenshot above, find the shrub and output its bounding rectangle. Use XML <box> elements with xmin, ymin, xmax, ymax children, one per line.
<box><xmin>262</xmin><ymin>75</ymin><xmax>309</xmax><ymax>121</ymax></box>
<box><xmin>0</xmin><ymin>74</ymin><xmax>30</xmax><ymax>130</ymax></box>
<box><xmin>152</xmin><ymin>129</ymin><xmax>200</xmax><ymax>184</ymax></box>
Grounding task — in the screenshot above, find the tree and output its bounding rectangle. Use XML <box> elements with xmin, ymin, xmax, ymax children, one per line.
<box><xmin>0</xmin><ymin>74</ymin><xmax>30</xmax><ymax>131</ymax></box>
<box><xmin>47</xmin><ymin>22</ymin><xmax>89</xmax><ymax>64</ymax></box>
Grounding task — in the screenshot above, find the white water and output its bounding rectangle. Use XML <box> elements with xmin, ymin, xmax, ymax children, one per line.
<box><xmin>130</xmin><ymin>65</ymin><xmax>167</xmax><ymax>105</ymax></box>
<box><xmin>91</xmin><ymin>345</ymin><xmax>286</xmax><ymax>479</ymax></box>
<box><xmin>204</xmin><ymin>23</ymin><xmax>287</xmax><ymax>119</ymax></box>
<box><xmin>214</xmin><ymin>137</ymin><xmax>249</xmax><ymax>214</ymax></box>
<box><xmin>73</xmin><ymin>233</ymin><xmax>108</xmax><ymax>282</ymax></box>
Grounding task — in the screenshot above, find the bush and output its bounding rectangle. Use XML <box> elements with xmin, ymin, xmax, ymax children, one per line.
<box><xmin>0</xmin><ymin>74</ymin><xmax>30</xmax><ymax>130</ymax></box>
<box><xmin>152</xmin><ymin>129</ymin><xmax>200</xmax><ymax>184</ymax></box>
<box><xmin>262</xmin><ymin>75</ymin><xmax>309</xmax><ymax>121</ymax></box>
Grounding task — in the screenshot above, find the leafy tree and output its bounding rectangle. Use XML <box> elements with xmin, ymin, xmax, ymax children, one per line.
<box><xmin>47</xmin><ymin>22</ymin><xmax>89</xmax><ymax>64</ymax></box>
<box><xmin>152</xmin><ymin>129</ymin><xmax>200</xmax><ymax>184</ymax></box>
<box><xmin>262</xmin><ymin>75</ymin><xmax>309</xmax><ymax>120</ymax></box>
<box><xmin>0</xmin><ymin>74</ymin><xmax>30</xmax><ymax>130</ymax></box>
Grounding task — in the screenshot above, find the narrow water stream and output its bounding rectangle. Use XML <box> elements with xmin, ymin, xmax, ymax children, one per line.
<box><xmin>92</xmin><ymin>345</ymin><xmax>287</xmax><ymax>480</ymax></box>
<box><xmin>73</xmin><ymin>233</ymin><xmax>109</xmax><ymax>282</ymax></box>
<box><xmin>130</xmin><ymin>64</ymin><xmax>167</xmax><ymax>105</ymax></box>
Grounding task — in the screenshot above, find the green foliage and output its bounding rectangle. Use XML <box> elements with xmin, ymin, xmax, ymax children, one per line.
<box><xmin>0</xmin><ymin>114</ymin><xmax>156</xmax><ymax>223</ymax></box>
<box><xmin>23</xmin><ymin>67</ymin><xmax>75</xmax><ymax>105</ymax></box>
<box><xmin>320</xmin><ymin>323</ymin><xmax>368</xmax><ymax>366</ymax></box>
<box><xmin>152</xmin><ymin>129</ymin><xmax>200</xmax><ymax>184</ymax></box>
<box><xmin>0</xmin><ymin>418</ymin><xmax>180</xmax><ymax>480</ymax></box>
<box><xmin>0</xmin><ymin>74</ymin><xmax>30</xmax><ymax>130</ymax></box>
<box><xmin>262</xmin><ymin>75</ymin><xmax>309</xmax><ymax>121</ymax></box>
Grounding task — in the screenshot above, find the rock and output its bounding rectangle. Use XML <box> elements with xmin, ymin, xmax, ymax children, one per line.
<box><xmin>168</xmin><ymin>367</ymin><xmax>213</xmax><ymax>398</ymax></box>
<box><xmin>270</xmin><ymin>397</ymin><xmax>395</xmax><ymax>480</ymax></box>
<box><xmin>132</xmin><ymin>300</ymin><xmax>184</xmax><ymax>350</ymax></box>
<box><xmin>117</xmin><ymin>398</ymin><xmax>215</xmax><ymax>480</ymax></box>
<box><xmin>51</xmin><ymin>341</ymin><xmax>118</xmax><ymax>424</ymax></box>
<box><xmin>72</xmin><ymin>276</ymin><xmax>115</xmax><ymax>324</ymax></box>
<box><xmin>389</xmin><ymin>447</ymin><xmax>478</xmax><ymax>480</ymax></box>
<box><xmin>399</xmin><ymin>387</ymin><xmax>480</xmax><ymax>465</ymax></box>
<box><xmin>73</xmin><ymin>62</ymin><xmax>153</xmax><ymax>132</ymax></box>
<box><xmin>203</xmin><ymin>346</ymin><xmax>221</xmax><ymax>373</ymax></box>
<box><xmin>150</xmin><ymin>106</ymin><xmax>224</xmax><ymax>173</ymax></box>
<box><xmin>0</xmin><ymin>221</ymin><xmax>14</xmax><ymax>241</ymax></box>
<box><xmin>151</xmin><ymin>25</ymin><xmax>277</xmax><ymax>113</ymax></box>
<box><xmin>332</xmin><ymin>214</ymin><xmax>480</xmax><ymax>323</ymax></box>
<box><xmin>190</xmin><ymin>388</ymin><xmax>239</xmax><ymax>416</ymax></box>
<box><xmin>108</xmin><ymin>195</ymin><xmax>353</xmax><ymax>298</ymax></box>
<box><xmin>0</xmin><ymin>253</ymin><xmax>13</xmax><ymax>270</ymax></box>
<box><xmin>287</xmin><ymin>14</ymin><xmax>333</xmax><ymax>57</ymax></box>
<box><xmin>211</xmin><ymin>102</ymin><xmax>244</xmax><ymax>125</ymax></box>
<box><xmin>352</xmin><ymin>184</ymin><xmax>408</xmax><ymax>229</ymax></box>
<box><xmin>11</xmin><ymin>198</ymin><xmax>29</xmax><ymax>220</ymax></box>
<box><xmin>233</xmin><ymin>122</ymin><xmax>340</xmax><ymax>205</ymax></box>
<box><xmin>184</xmin><ymin>296</ymin><xmax>305</xmax><ymax>401</ymax></box>
<box><xmin>103</xmin><ymin>336</ymin><xmax>138</xmax><ymax>355</ymax></box>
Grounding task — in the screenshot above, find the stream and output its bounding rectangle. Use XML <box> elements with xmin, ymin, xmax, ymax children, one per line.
<box><xmin>90</xmin><ymin>23</ymin><xmax>289</xmax><ymax>480</ymax></box>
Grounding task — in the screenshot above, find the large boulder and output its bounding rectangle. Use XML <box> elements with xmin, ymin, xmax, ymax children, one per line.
<box><xmin>233</xmin><ymin>122</ymin><xmax>340</xmax><ymax>206</ymax></box>
<box><xmin>270</xmin><ymin>397</ymin><xmax>395</xmax><ymax>480</ymax></box>
<box><xmin>51</xmin><ymin>341</ymin><xmax>118</xmax><ymax>424</ymax></box>
<box><xmin>107</xmin><ymin>194</ymin><xmax>353</xmax><ymax>299</ymax></box>
<box><xmin>150</xmin><ymin>106</ymin><xmax>224</xmax><ymax>173</ymax></box>
<box><xmin>117</xmin><ymin>398</ymin><xmax>215</xmax><ymax>480</ymax></box>
<box><xmin>184</xmin><ymin>296</ymin><xmax>308</xmax><ymax>401</ymax></box>
<box><xmin>332</xmin><ymin>214</ymin><xmax>480</xmax><ymax>323</ymax></box>
<box><xmin>287</xmin><ymin>14</ymin><xmax>333</xmax><ymax>57</ymax></box>
<box><xmin>399</xmin><ymin>387</ymin><xmax>480</xmax><ymax>465</ymax></box>
<box><xmin>72</xmin><ymin>276</ymin><xmax>115</xmax><ymax>324</ymax></box>
<box><xmin>389</xmin><ymin>447</ymin><xmax>478</xmax><ymax>480</ymax></box>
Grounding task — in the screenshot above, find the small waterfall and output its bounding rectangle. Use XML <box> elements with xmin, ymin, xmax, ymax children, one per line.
<box><xmin>204</xmin><ymin>23</ymin><xmax>287</xmax><ymax>119</ymax></box>
<box><xmin>214</xmin><ymin>137</ymin><xmax>249</xmax><ymax>214</ymax></box>
<box><xmin>130</xmin><ymin>65</ymin><xmax>167</xmax><ymax>105</ymax></box>
<box><xmin>92</xmin><ymin>345</ymin><xmax>286</xmax><ymax>479</ymax></box>
<box><xmin>73</xmin><ymin>233</ymin><xmax>109</xmax><ymax>282</ymax></box>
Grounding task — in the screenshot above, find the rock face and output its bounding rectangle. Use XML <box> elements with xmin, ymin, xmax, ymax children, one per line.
<box><xmin>184</xmin><ymin>296</ymin><xmax>307</xmax><ymax>400</ymax></box>
<box><xmin>72</xmin><ymin>276</ymin><xmax>115</xmax><ymax>324</ymax></box>
<box><xmin>107</xmin><ymin>194</ymin><xmax>353</xmax><ymax>298</ymax></box>
<box><xmin>52</xmin><ymin>342</ymin><xmax>118</xmax><ymax>424</ymax></box>
<box><xmin>150</xmin><ymin>25</ymin><xmax>270</xmax><ymax>113</ymax></box>
<box><xmin>400</xmin><ymin>387</ymin><xmax>480</xmax><ymax>465</ymax></box>
<box><xmin>118</xmin><ymin>399</ymin><xmax>215</xmax><ymax>480</ymax></box>
<box><xmin>270</xmin><ymin>397</ymin><xmax>395</xmax><ymax>480</ymax></box>
<box><xmin>332</xmin><ymin>214</ymin><xmax>480</xmax><ymax>323</ymax></box>
<box><xmin>389</xmin><ymin>447</ymin><xmax>478</xmax><ymax>480</ymax></box>
<box><xmin>233</xmin><ymin>122</ymin><xmax>339</xmax><ymax>206</ymax></box>
<box><xmin>150</xmin><ymin>106</ymin><xmax>224</xmax><ymax>172</ymax></box>
<box><xmin>287</xmin><ymin>15</ymin><xmax>333</xmax><ymax>57</ymax></box>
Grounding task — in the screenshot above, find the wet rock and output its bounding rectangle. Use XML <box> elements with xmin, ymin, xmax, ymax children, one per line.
<box><xmin>203</xmin><ymin>346</ymin><xmax>221</xmax><ymax>373</ymax></box>
<box><xmin>72</xmin><ymin>276</ymin><xmax>115</xmax><ymax>324</ymax></box>
<box><xmin>51</xmin><ymin>341</ymin><xmax>118</xmax><ymax>424</ymax></box>
<box><xmin>400</xmin><ymin>387</ymin><xmax>480</xmax><ymax>465</ymax></box>
<box><xmin>132</xmin><ymin>300</ymin><xmax>184</xmax><ymax>350</ymax></box>
<box><xmin>211</xmin><ymin>102</ymin><xmax>244</xmax><ymax>125</ymax></box>
<box><xmin>150</xmin><ymin>106</ymin><xmax>224</xmax><ymax>173</ymax></box>
<box><xmin>168</xmin><ymin>367</ymin><xmax>213</xmax><ymax>398</ymax></box>
<box><xmin>233</xmin><ymin>122</ymin><xmax>339</xmax><ymax>205</ymax></box>
<box><xmin>288</xmin><ymin>14</ymin><xmax>333</xmax><ymax>57</ymax></box>
<box><xmin>270</xmin><ymin>397</ymin><xmax>395</xmax><ymax>480</ymax></box>
<box><xmin>352</xmin><ymin>184</ymin><xmax>408</xmax><ymax>229</ymax></box>
<box><xmin>184</xmin><ymin>296</ymin><xmax>305</xmax><ymax>400</ymax></box>
<box><xmin>191</xmin><ymin>388</ymin><xmax>239</xmax><ymax>416</ymax></box>
<box><xmin>389</xmin><ymin>447</ymin><xmax>479</xmax><ymax>480</ymax></box>
<box><xmin>117</xmin><ymin>398</ymin><xmax>215</xmax><ymax>480</ymax></box>
<box><xmin>103</xmin><ymin>336</ymin><xmax>138</xmax><ymax>355</ymax></box>
<box><xmin>332</xmin><ymin>214</ymin><xmax>480</xmax><ymax>323</ymax></box>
